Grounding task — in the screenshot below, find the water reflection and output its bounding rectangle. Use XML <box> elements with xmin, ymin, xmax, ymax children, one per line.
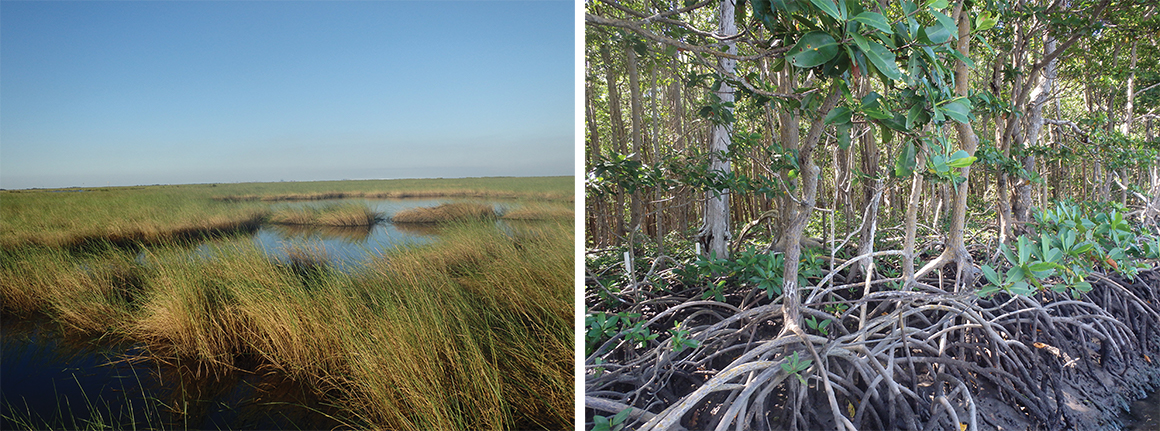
<box><xmin>0</xmin><ymin>317</ymin><xmax>345</xmax><ymax>429</ymax></box>
<box><xmin>255</xmin><ymin>198</ymin><xmax>502</xmax><ymax>268</ymax></box>
<box><xmin>264</xmin><ymin>223</ymin><xmax>374</xmax><ymax>243</ymax></box>
<box><xmin>253</xmin><ymin>220</ymin><xmax>430</xmax><ymax>268</ymax></box>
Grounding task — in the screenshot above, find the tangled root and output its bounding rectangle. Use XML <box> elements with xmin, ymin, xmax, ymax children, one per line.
<box><xmin>586</xmin><ymin>267</ymin><xmax>1160</xmax><ymax>431</ymax></box>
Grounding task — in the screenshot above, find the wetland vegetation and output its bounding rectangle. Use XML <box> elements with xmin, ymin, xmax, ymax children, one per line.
<box><xmin>0</xmin><ymin>176</ymin><xmax>574</xmax><ymax>430</ymax></box>
<box><xmin>585</xmin><ymin>1</ymin><xmax>1160</xmax><ymax>430</ymax></box>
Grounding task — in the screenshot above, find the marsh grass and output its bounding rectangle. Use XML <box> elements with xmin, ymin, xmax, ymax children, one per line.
<box><xmin>1</xmin><ymin>177</ymin><xmax>573</xmax><ymax>429</ymax></box>
<box><xmin>0</xmin><ymin>176</ymin><xmax>570</xmax><ymax>249</ymax></box>
<box><xmin>0</xmin><ymin>187</ymin><xmax>268</xmax><ymax>249</ymax></box>
<box><xmin>391</xmin><ymin>202</ymin><xmax>497</xmax><ymax>224</ymax></box>
<box><xmin>499</xmin><ymin>201</ymin><xmax>575</xmax><ymax>220</ymax></box>
<box><xmin>210</xmin><ymin>176</ymin><xmax>574</xmax><ymax>203</ymax></box>
<box><xmin>269</xmin><ymin>203</ymin><xmax>382</xmax><ymax>227</ymax></box>
<box><xmin>1</xmin><ymin>220</ymin><xmax>573</xmax><ymax>430</ymax></box>
<box><xmin>266</xmin><ymin>223</ymin><xmax>374</xmax><ymax>243</ymax></box>
<box><xmin>0</xmin><ymin>246</ymin><xmax>143</xmax><ymax>334</ymax></box>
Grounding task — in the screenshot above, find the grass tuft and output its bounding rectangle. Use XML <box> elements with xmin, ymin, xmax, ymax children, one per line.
<box><xmin>269</xmin><ymin>203</ymin><xmax>382</xmax><ymax>227</ymax></box>
<box><xmin>500</xmin><ymin>202</ymin><xmax>575</xmax><ymax>220</ymax></box>
<box><xmin>391</xmin><ymin>203</ymin><xmax>496</xmax><ymax>224</ymax></box>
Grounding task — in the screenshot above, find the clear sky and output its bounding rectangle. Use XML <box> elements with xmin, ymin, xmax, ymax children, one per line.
<box><xmin>0</xmin><ymin>1</ymin><xmax>574</xmax><ymax>189</ymax></box>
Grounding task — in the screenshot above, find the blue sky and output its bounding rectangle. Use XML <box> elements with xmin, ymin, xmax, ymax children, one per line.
<box><xmin>0</xmin><ymin>1</ymin><xmax>574</xmax><ymax>189</ymax></box>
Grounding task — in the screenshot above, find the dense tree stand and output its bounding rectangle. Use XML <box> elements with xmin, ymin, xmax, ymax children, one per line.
<box><xmin>585</xmin><ymin>0</ymin><xmax>1160</xmax><ymax>429</ymax></box>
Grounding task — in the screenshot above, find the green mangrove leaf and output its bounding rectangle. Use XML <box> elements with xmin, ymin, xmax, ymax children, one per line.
<box><xmin>919</xmin><ymin>23</ymin><xmax>953</xmax><ymax>45</ymax></box>
<box><xmin>947</xmin><ymin>47</ymin><xmax>975</xmax><ymax>68</ymax></box>
<box><xmin>1018</xmin><ymin>236</ymin><xmax>1033</xmax><ymax>265</ymax></box>
<box><xmin>981</xmin><ymin>264</ymin><xmax>1000</xmax><ymax>285</ymax></box>
<box><xmin>975</xmin><ymin>11</ymin><xmax>998</xmax><ymax>32</ymax></box>
<box><xmin>924</xmin><ymin>0</ymin><xmax>949</xmax><ymax>9</ymax></box>
<box><xmin>852</xmin><ymin>11</ymin><xmax>892</xmax><ymax>33</ymax></box>
<box><xmin>808</xmin><ymin>0</ymin><xmax>844</xmax><ymax>21</ymax></box>
<box><xmin>946</xmin><ymin>149</ymin><xmax>976</xmax><ymax>168</ymax></box>
<box><xmin>851</xmin><ymin>33</ymin><xmax>903</xmax><ymax>81</ymax></box>
<box><xmin>906</xmin><ymin>102</ymin><xmax>927</xmax><ymax>129</ymax></box>
<box><xmin>1009</xmin><ymin>281</ymin><xmax>1035</xmax><ymax>296</ymax></box>
<box><xmin>824</xmin><ymin>106</ymin><xmax>854</xmax><ymax>125</ymax></box>
<box><xmin>1006</xmin><ymin>267</ymin><xmax>1026</xmax><ymax>285</ymax></box>
<box><xmin>787</xmin><ymin>32</ymin><xmax>841</xmax><ymax>68</ymax></box>
<box><xmin>1028</xmin><ymin>261</ymin><xmax>1057</xmax><ymax>273</ymax></box>
<box><xmin>977</xmin><ymin>284</ymin><xmax>1002</xmax><ymax>297</ymax></box>
<box><xmin>930</xmin><ymin>9</ymin><xmax>958</xmax><ymax>40</ymax></box>
<box><xmin>894</xmin><ymin>141</ymin><xmax>917</xmax><ymax>177</ymax></box>
<box><xmin>942</xmin><ymin>98</ymin><xmax>972</xmax><ymax>124</ymax></box>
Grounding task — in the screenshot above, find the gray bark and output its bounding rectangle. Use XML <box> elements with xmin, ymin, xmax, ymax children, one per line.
<box><xmin>626</xmin><ymin>43</ymin><xmax>644</xmax><ymax>236</ymax></box>
<box><xmin>698</xmin><ymin>0</ymin><xmax>736</xmax><ymax>259</ymax></box>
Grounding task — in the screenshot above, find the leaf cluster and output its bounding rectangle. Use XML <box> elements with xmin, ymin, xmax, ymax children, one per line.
<box><xmin>978</xmin><ymin>202</ymin><xmax>1160</xmax><ymax>298</ymax></box>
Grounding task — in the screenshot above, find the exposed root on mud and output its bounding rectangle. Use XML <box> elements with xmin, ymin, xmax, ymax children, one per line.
<box><xmin>586</xmin><ymin>266</ymin><xmax>1160</xmax><ymax>431</ymax></box>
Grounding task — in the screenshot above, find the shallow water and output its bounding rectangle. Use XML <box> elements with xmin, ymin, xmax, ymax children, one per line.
<box><xmin>253</xmin><ymin>197</ymin><xmax>503</xmax><ymax>268</ymax></box>
<box><xmin>1122</xmin><ymin>388</ymin><xmax>1159</xmax><ymax>430</ymax></box>
<box><xmin>0</xmin><ymin>318</ymin><xmax>345</xmax><ymax>429</ymax></box>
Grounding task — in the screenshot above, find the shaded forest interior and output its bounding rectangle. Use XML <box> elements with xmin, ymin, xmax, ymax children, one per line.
<box><xmin>584</xmin><ymin>0</ymin><xmax>1160</xmax><ymax>430</ymax></box>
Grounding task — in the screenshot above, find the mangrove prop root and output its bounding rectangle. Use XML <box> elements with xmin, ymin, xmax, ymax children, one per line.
<box><xmin>585</xmin><ymin>263</ymin><xmax>1160</xmax><ymax>431</ymax></box>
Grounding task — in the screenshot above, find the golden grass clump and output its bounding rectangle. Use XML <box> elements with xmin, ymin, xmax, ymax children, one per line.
<box><xmin>342</xmin><ymin>221</ymin><xmax>574</xmax><ymax>430</ymax></box>
<box><xmin>269</xmin><ymin>204</ymin><xmax>382</xmax><ymax>227</ymax></box>
<box><xmin>0</xmin><ymin>247</ymin><xmax>141</xmax><ymax>334</ymax></box>
<box><xmin>390</xmin><ymin>202</ymin><xmax>496</xmax><ymax>224</ymax></box>
<box><xmin>500</xmin><ymin>202</ymin><xmax>575</xmax><ymax>220</ymax></box>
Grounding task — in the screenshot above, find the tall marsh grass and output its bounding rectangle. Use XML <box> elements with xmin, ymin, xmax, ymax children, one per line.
<box><xmin>268</xmin><ymin>203</ymin><xmax>382</xmax><ymax>227</ymax></box>
<box><xmin>0</xmin><ymin>220</ymin><xmax>573</xmax><ymax>430</ymax></box>
<box><xmin>391</xmin><ymin>202</ymin><xmax>496</xmax><ymax>224</ymax></box>
<box><xmin>1</xmin><ymin>177</ymin><xmax>574</xmax><ymax>429</ymax></box>
<box><xmin>500</xmin><ymin>201</ymin><xmax>575</xmax><ymax>220</ymax></box>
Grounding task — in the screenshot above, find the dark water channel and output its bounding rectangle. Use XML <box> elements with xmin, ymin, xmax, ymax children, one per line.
<box><xmin>1</xmin><ymin>318</ymin><xmax>345</xmax><ymax>430</ymax></box>
<box><xmin>2</xmin><ymin>198</ymin><xmax>509</xmax><ymax>429</ymax></box>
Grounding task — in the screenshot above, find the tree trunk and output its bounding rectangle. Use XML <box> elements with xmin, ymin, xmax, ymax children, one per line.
<box><xmin>992</xmin><ymin>52</ymin><xmax>1016</xmax><ymax>244</ymax></box>
<box><xmin>1014</xmin><ymin>33</ymin><xmax>1058</xmax><ymax>227</ymax></box>
<box><xmin>940</xmin><ymin>2</ymin><xmax>981</xmax><ymax>290</ymax></box>
<box><xmin>585</xmin><ymin>77</ymin><xmax>606</xmax><ymax>247</ymax></box>
<box><xmin>698</xmin><ymin>0</ymin><xmax>736</xmax><ymax>259</ymax></box>
<box><xmin>1121</xmin><ymin>40</ymin><xmax>1137</xmax><ymax>135</ymax></box>
<box><xmin>670</xmin><ymin>55</ymin><xmax>690</xmax><ymax>236</ymax></box>
<box><xmin>903</xmin><ymin>144</ymin><xmax>926</xmax><ymax>289</ymax></box>
<box><xmin>650</xmin><ymin>62</ymin><xmax>665</xmax><ymax>255</ymax></box>
<box><xmin>626</xmin><ymin>42</ymin><xmax>644</xmax><ymax>238</ymax></box>
<box><xmin>775</xmin><ymin>67</ymin><xmax>801</xmax><ymax>251</ymax></box>
<box><xmin>854</xmin><ymin>118</ymin><xmax>883</xmax><ymax>280</ymax></box>
<box><xmin>599</xmin><ymin>46</ymin><xmax>628</xmax><ymax>240</ymax></box>
<box><xmin>781</xmin><ymin>85</ymin><xmax>841</xmax><ymax>332</ymax></box>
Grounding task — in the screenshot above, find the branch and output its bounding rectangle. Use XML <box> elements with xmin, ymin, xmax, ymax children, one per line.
<box><xmin>1014</xmin><ymin>0</ymin><xmax>1111</xmax><ymax>112</ymax></box>
<box><xmin>597</xmin><ymin>0</ymin><xmax>724</xmax><ymax>36</ymax></box>
<box><xmin>585</xmin><ymin>396</ymin><xmax>658</xmax><ymax>423</ymax></box>
<box><xmin>587</xmin><ymin>12</ymin><xmax>802</xmax><ymax>100</ymax></box>
<box><xmin>585</xmin><ymin>13</ymin><xmax>786</xmax><ymax>62</ymax></box>
<box><xmin>1134</xmin><ymin>81</ymin><xmax>1160</xmax><ymax>97</ymax></box>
